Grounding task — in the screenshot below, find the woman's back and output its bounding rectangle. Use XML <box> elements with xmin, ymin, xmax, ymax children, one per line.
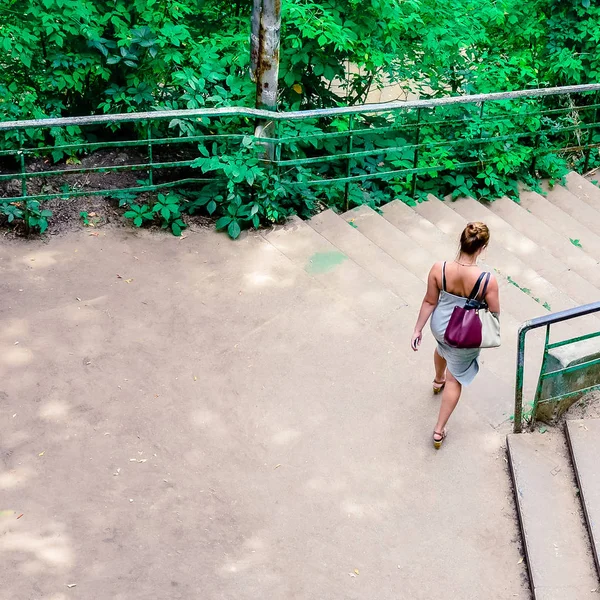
<box><xmin>441</xmin><ymin>261</ymin><xmax>486</xmax><ymax>299</ymax></box>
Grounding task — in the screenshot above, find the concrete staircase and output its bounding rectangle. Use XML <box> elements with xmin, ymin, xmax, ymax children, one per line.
<box><xmin>261</xmin><ymin>171</ymin><xmax>600</xmax><ymax>599</ymax></box>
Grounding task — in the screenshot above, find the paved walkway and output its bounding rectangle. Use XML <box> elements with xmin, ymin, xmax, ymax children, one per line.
<box><xmin>0</xmin><ymin>227</ymin><xmax>528</xmax><ymax>599</ymax></box>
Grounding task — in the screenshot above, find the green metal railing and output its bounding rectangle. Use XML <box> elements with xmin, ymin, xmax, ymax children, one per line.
<box><xmin>1</xmin><ymin>83</ymin><xmax>600</xmax><ymax>222</ymax></box>
<box><xmin>513</xmin><ymin>302</ymin><xmax>600</xmax><ymax>433</ymax></box>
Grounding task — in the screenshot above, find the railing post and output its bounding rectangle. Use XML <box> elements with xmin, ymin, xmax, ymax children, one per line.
<box><xmin>514</xmin><ymin>326</ymin><xmax>527</xmax><ymax>433</ymax></box>
<box><xmin>344</xmin><ymin>114</ymin><xmax>354</xmax><ymax>212</ymax></box>
<box><xmin>531</xmin><ymin>96</ymin><xmax>545</xmax><ymax>175</ymax></box>
<box><xmin>411</xmin><ymin>108</ymin><xmax>422</xmax><ymax>198</ymax></box>
<box><xmin>583</xmin><ymin>91</ymin><xmax>599</xmax><ymax>174</ymax></box>
<box><xmin>529</xmin><ymin>324</ymin><xmax>551</xmax><ymax>431</ymax></box>
<box><xmin>146</xmin><ymin>121</ymin><xmax>153</xmax><ymax>187</ymax></box>
<box><xmin>18</xmin><ymin>132</ymin><xmax>29</xmax><ymax>235</ymax></box>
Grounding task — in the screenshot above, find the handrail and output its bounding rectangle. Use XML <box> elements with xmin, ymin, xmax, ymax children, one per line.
<box><xmin>1</xmin><ymin>83</ymin><xmax>600</xmax><ymax>130</ymax></box>
<box><xmin>514</xmin><ymin>301</ymin><xmax>600</xmax><ymax>433</ymax></box>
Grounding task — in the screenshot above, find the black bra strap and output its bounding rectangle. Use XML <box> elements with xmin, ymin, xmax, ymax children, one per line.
<box><xmin>442</xmin><ymin>262</ymin><xmax>447</xmax><ymax>292</ymax></box>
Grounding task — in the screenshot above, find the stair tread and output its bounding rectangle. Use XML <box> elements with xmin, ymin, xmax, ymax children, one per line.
<box><xmin>542</xmin><ymin>180</ymin><xmax>600</xmax><ymax>238</ymax></box>
<box><xmin>518</xmin><ymin>188</ymin><xmax>600</xmax><ymax>262</ymax></box>
<box><xmin>308</xmin><ymin>209</ymin><xmax>424</xmax><ymax>307</ymax></box>
<box><xmin>507</xmin><ymin>432</ymin><xmax>599</xmax><ymax>598</ymax></box>
<box><xmin>565</xmin><ymin>172</ymin><xmax>600</xmax><ymax>214</ymax></box>
<box><xmin>261</xmin><ymin>216</ymin><xmax>405</xmax><ymax>326</ymax></box>
<box><xmin>449</xmin><ymin>196</ymin><xmax>600</xmax><ymax>306</ymax></box>
<box><xmin>566</xmin><ymin>419</ymin><xmax>600</xmax><ymax>576</ymax></box>
<box><xmin>486</xmin><ymin>196</ymin><xmax>600</xmax><ymax>289</ymax></box>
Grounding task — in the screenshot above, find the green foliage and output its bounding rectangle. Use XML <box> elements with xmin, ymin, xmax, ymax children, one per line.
<box><xmin>123</xmin><ymin>192</ymin><xmax>187</xmax><ymax>235</ymax></box>
<box><xmin>2</xmin><ymin>0</ymin><xmax>600</xmax><ymax>238</ymax></box>
<box><xmin>0</xmin><ymin>199</ymin><xmax>52</xmax><ymax>233</ymax></box>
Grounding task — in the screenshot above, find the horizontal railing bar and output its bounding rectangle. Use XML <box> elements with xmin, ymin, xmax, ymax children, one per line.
<box><xmin>537</xmin><ymin>383</ymin><xmax>600</xmax><ymax>405</ymax></box>
<box><xmin>290</xmin><ymin>160</ymin><xmax>481</xmax><ymax>186</ymax></box>
<box><xmin>540</xmin><ymin>356</ymin><xmax>600</xmax><ymax>380</ymax></box>
<box><xmin>547</xmin><ymin>331</ymin><xmax>600</xmax><ymax>350</ymax></box>
<box><xmin>0</xmin><ymin>178</ymin><xmax>220</xmax><ymax>203</ymax></box>
<box><xmin>0</xmin><ymin>133</ymin><xmax>246</xmax><ymax>157</ymax></box>
<box><xmin>519</xmin><ymin>301</ymin><xmax>600</xmax><ymax>335</ymax></box>
<box><xmin>0</xmin><ymin>158</ymin><xmax>200</xmax><ymax>181</ymax></box>
<box><xmin>1</xmin><ymin>84</ymin><xmax>600</xmax><ymax>131</ymax></box>
<box><xmin>274</xmin><ymin>124</ymin><xmax>596</xmax><ymax>168</ymax></box>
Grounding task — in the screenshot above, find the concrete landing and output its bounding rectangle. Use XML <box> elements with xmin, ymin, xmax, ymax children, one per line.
<box><xmin>0</xmin><ymin>226</ymin><xmax>530</xmax><ymax>600</ymax></box>
<box><xmin>507</xmin><ymin>432</ymin><xmax>599</xmax><ymax>599</ymax></box>
<box><xmin>566</xmin><ymin>419</ymin><xmax>600</xmax><ymax>576</ymax></box>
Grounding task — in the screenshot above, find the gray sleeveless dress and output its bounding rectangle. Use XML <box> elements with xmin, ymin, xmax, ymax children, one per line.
<box><xmin>430</xmin><ymin>262</ymin><xmax>481</xmax><ymax>386</ymax></box>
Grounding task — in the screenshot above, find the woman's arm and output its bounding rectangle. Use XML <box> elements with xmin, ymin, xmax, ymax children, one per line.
<box><xmin>411</xmin><ymin>263</ymin><xmax>442</xmax><ymax>351</ymax></box>
<box><xmin>484</xmin><ymin>275</ymin><xmax>500</xmax><ymax>314</ymax></box>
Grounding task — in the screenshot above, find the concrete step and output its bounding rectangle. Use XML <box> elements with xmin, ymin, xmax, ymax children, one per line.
<box><xmin>343</xmin><ymin>203</ymin><xmax>541</xmax><ymax>419</ymax></box>
<box><xmin>261</xmin><ymin>216</ymin><xmax>404</xmax><ymax>327</ymax></box>
<box><xmin>566</xmin><ymin>419</ymin><xmax>600</xmax><ymax>577</ymax></box>
<box><xmin>507</xmin><ymin>431</ymin><xmax>599</xmax><ymax>599</ymax></box>
<box><xmin>449</xmin><ymin>195</ymin><xmax>600</xmax><ymax>306</ymax></box>
<box><xmin>541</xmin><ymin>180</ymin><xmax>600</xmax><ymax>238</ymax></box>
<box><xmin>518</xmin><ymin>188</ymin><xmax>600</xmax><ymax>263</ymax></box>
<box><xmin>565</xmin><ymin>172</ymin><xmax>600</xmax><ymax>214</ymax></box>
<box><xmin>308</xmin><ymin>209</ymin><xmax>425</xmax><ymax>307</ymax></box>
<box><xmin>486</xmin><ymin>196</ymin><xmax>600</xmax><ymax>290</ymax></box>
<box><xmin>415</xmin><ymin>195</ymin><xmax>581</xmax><ymax>318</ymax></box>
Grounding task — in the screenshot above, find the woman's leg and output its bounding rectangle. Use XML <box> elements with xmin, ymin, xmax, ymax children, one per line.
<box><xmin>434</xmin><ymin>370</ymin><xmax>462</xmax><ymax>435</ymax></box>
<box><xmin>433</xmin><ymin>348</ymin><xmax>447</xmax><ymax>383</ymax></box>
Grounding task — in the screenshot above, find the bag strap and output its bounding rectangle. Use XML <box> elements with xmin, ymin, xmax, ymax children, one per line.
<box><xmin>468</xmin><ymin>272</ymin><xmax>490</xmax><ymax>302</ymax></box>
<box><xmin>442</xmin><ymin>261</ymin><xmax>447</xmax><ymax>292</ymax></box>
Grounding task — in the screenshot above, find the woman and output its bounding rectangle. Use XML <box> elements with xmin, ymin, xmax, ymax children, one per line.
<box><xmin>410</xmin><ymin>222</ymin><xmax>500</xmax><ymax>449</ymax></box>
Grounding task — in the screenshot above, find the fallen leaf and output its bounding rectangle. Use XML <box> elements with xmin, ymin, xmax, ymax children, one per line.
<box><xmin>89</xmin><ymin>232</ymin><xmax>99</xmax><ymax>237</ymax></box>
<box><xmin>354</xmin><ymin>569</ymin><xmax>360</xmax><ymax>575</ymax></box>
<box><xmin>116</xmin><ymin>274</ymin><xmax>122</xmax><ymax>279</ymax></box>
<box><xmin>38</xmin><ymin>451</ymin><xmax>45</xmax><ymax>457</ymax></box>
<box><xmin>125</xmin><ymin>278</ymin><xmax>133</xmax><ymax>284</ymax></box>
<box><xmin>292</xmin><ymin>83</ymin><xmax>303</xmax><ymax>94</ymax></box>
<box><xmin>76</xmin><ymin>297</ymin><xmax>81</xmax><ymax>302</ymax></box>
<box><xmin>16</xmin><ymin>514</ymin><xmax>23</xmax><ymax>519</ymax></box>
<box><xmin>274</xmin><ymin>464</ymin><xmax>281</xmax><ymax>470</ymax></box>
<box><xmin>193</xmin><ymin>376</ymin><xmax>197</xmax><ymax>381</ymax></box>
<box><xmin>517</xmin><ymin>557</ymin><xmax>524</xmax><ymax>564</ymax></box>
<box><xmin>89</xmin><ymin>212</ymin><xmax>97</xmax><ymax>217</ymax></box>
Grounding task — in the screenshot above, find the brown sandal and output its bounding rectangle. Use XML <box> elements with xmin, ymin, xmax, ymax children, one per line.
<box><xmin>432</xmin><ymin>380</ymin><xmax>446</xmax><ymax>394</ymax></box>
<box><xmin>433</xmin><ymin>428</ymin><xmax>447</xmax><ymax>450</ymax></box>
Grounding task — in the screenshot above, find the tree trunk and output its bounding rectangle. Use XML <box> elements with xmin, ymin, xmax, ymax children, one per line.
<box><xmin>252</xmin><ymin>0</ymin><xmax>281</xmax><ymax>110</ymax></box>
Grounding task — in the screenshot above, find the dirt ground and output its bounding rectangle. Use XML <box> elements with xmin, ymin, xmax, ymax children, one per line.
<box><xmin>0</xmin><ymin>225</ymin><xmax>530</xmax><ymax>600</ymax></box>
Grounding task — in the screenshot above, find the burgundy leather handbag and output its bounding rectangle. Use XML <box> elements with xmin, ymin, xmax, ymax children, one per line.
<box><xmin>444</xmin><ymin>272</ymin><xmax>501</xmax><ymax>349</ymax></box>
